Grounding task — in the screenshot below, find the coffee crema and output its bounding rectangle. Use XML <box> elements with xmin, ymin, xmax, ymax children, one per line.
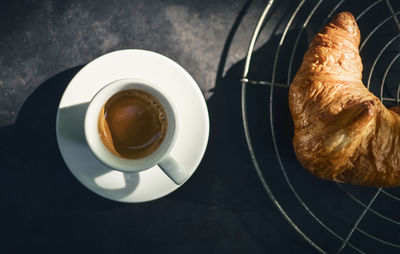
<box><xmin>98</xmin><ymin>89</ymin><xmax>168</xmax><ymax>159</ymax></box>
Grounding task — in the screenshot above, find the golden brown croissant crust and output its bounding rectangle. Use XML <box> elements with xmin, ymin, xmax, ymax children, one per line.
<box><xmin>289</xmin><ymin>12</ymin><xmax>400</xmax><ymax>187</ymax></box>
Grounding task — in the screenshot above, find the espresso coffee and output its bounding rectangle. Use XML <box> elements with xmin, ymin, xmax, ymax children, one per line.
<box><xmin>98</xmin><ymin>89</ymin><xmax>168</xmax><ymax>159</ymax></box>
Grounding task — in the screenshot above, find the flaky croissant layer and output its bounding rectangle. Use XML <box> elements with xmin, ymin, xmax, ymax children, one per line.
<box><xmin>289</xmin><ymin>12</ymin><xmax>400</xmax><ymax>187</ymax></box>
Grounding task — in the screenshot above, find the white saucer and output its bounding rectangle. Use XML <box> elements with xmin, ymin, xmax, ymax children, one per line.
<box><xmin>56</xmin><ymin>49</ymin><xmax>209</xmax><ymax>202</ymax></box>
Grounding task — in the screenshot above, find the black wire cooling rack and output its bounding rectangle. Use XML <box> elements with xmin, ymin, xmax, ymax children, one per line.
<box><xmin>241</xmin><ymin>0</ymin><xmax>400</xmax><ymax>253</ymax></box>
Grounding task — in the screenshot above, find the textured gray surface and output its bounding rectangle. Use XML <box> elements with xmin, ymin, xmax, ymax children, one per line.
<box><xmin>0</xmin><ymin>0</ymin><xmax>320</xmax><ymax>253</ymax></box>
<box><xmin>0</xmin><ymin>0</ymin><xmax>265</xmax><ymax>127</ymax></box>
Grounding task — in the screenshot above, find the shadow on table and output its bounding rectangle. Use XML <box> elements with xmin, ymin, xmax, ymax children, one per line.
<box><xmin>167</xmin><ymin>27</ymin><xmax>310</xmax><ymax>242</ymax></box>
<box><xmin>0</xmin><ymin>66</ymin><xmax>127</xmax><ymax>216</ymax></box>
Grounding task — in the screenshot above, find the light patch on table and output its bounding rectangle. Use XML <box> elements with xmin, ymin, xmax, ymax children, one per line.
<box><xmin>100</xmin><ymin>33</ymin><xmax>121</xmax><ymax>52</ymax></box>
<box><xmin>164</xmin><ymin>5</ymin><xmax>228</xmax><ymax>99</ymax></box>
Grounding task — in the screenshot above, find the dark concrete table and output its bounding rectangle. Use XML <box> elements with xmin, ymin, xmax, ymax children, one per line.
<box><xmin>0</xmin><ymin>0</ymin><xmax>316</xmax><ymax>253</ymax></box>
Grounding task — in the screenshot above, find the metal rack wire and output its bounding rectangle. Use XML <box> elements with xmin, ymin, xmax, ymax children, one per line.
<box><xmin>241</xmin><ymin>0</ymin><xmax>400</xmax><ymax>253</ymax></box>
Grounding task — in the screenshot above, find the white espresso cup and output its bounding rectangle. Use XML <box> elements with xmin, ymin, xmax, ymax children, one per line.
<box><xmin>84</xmin><ymin>78</ymin><xmax>188</xmax><ymax>185</ymax></box>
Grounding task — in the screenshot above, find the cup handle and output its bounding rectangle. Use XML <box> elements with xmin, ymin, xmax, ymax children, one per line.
<box><xmin>158</xmin><ymin>156</ymin><xmax>188</xmax><ymax>185</ymax></box>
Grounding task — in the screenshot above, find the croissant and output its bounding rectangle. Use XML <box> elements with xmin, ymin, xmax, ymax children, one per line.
<box><xmin>289</xmin><ymin>12</ymin><xmax>400</xmax><ymax>187</ymax></box>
